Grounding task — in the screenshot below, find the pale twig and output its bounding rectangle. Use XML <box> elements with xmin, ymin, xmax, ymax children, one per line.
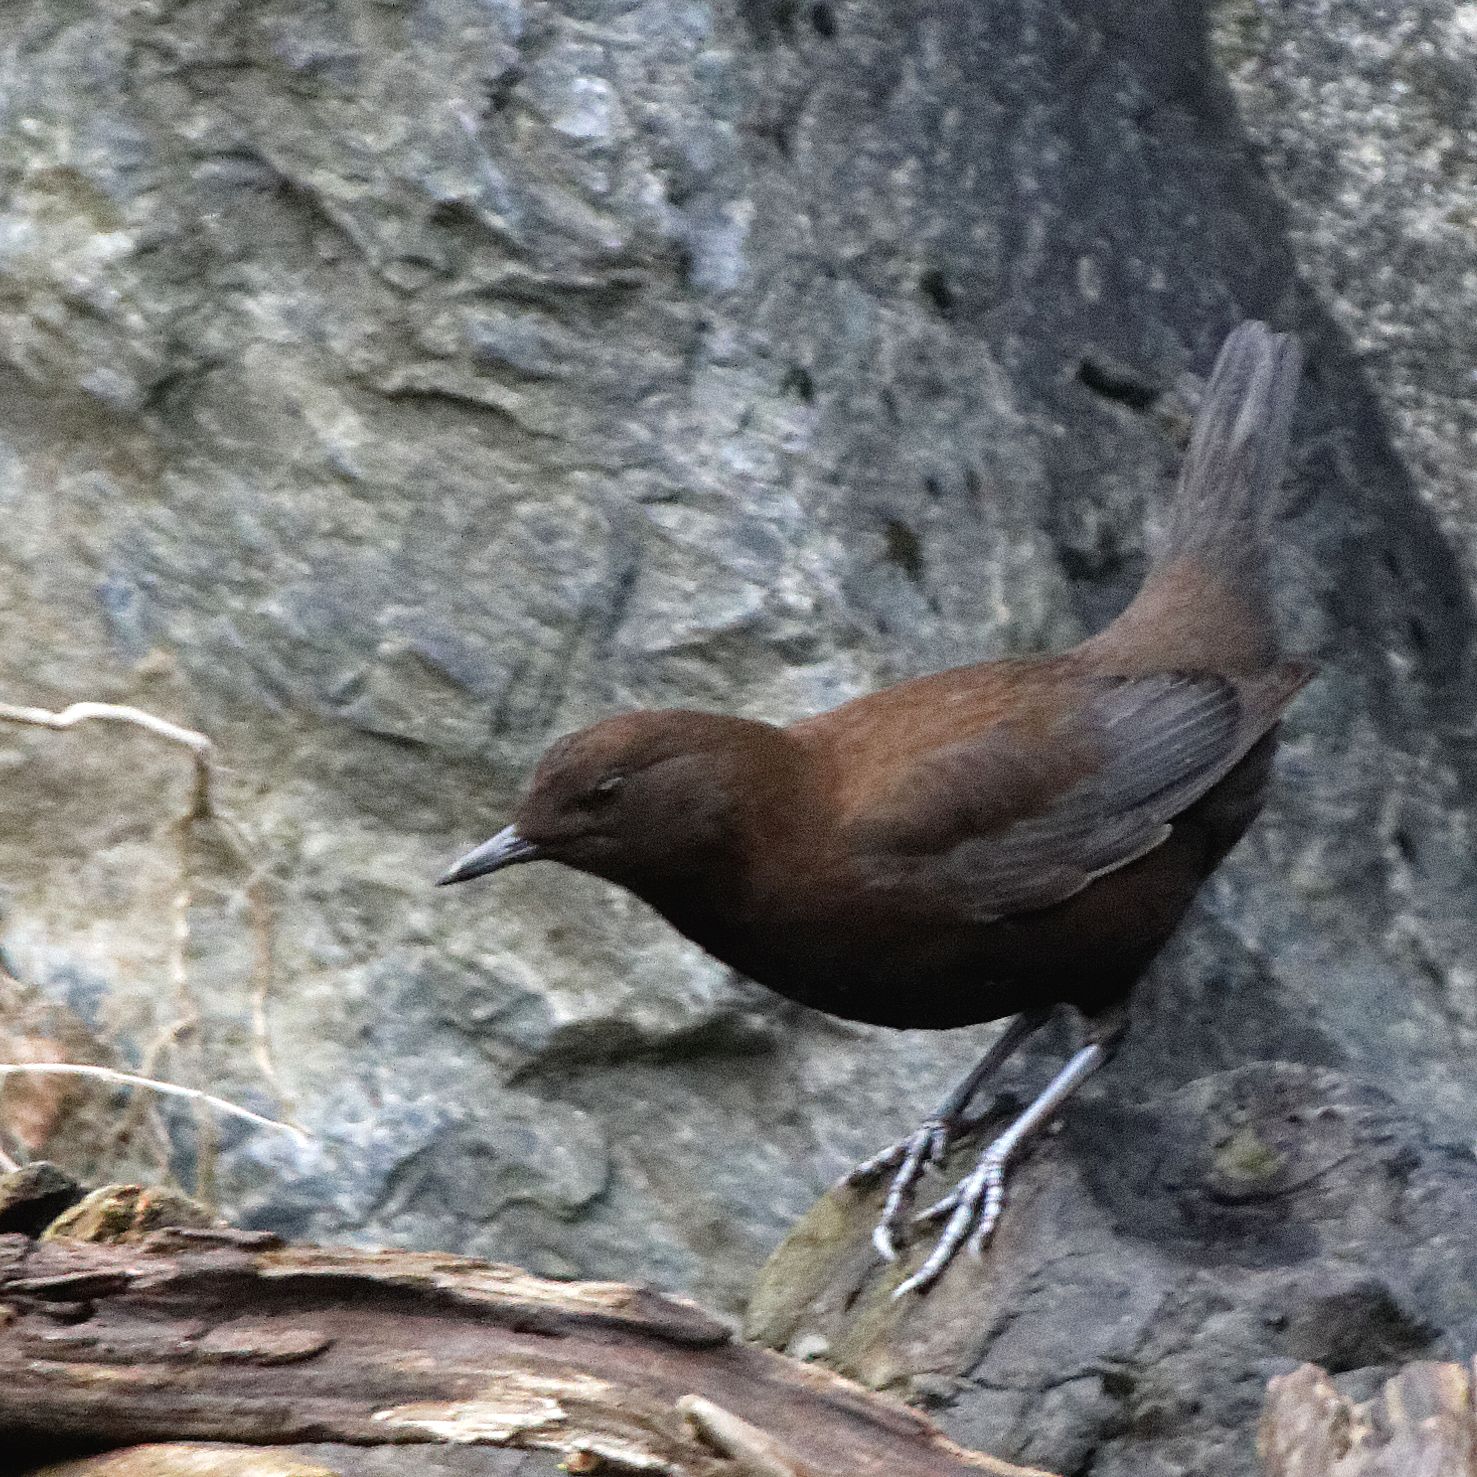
<box><xmin>0</xmin><ymin>698</ymin><xmax>290</xmax><ymax>1188</ymax></box>
<box><xmin>0</xmin><ymin>705</ymin><xmax>213</xmax><ymax>1035</ymax></box>
<box><xmin>0</xmin><ymin>701</ymin><xmax>212</xmax><ymax>755</ymax></box>
<box><xmin>167</xmin><ymin>756</ymin><xmax>213</xmax><ymax>1203</ymax></box>
<box><xmin>243</xmin><ymin>865</ymin><xmax>286</xmax><ymax>1104</ymax></box>
<box><xmin>0</xmin><ymin>1064</ymin><xmax>311</xmax><ymax>1142</ymax></box>
<box><xmin>0</xmin><ymin>701</ymin><xmax>212</xmax><ymax>1181</ymax></box>
<box><xmin>117</xmin><ymin>1018</ymin><xmax>194</xmax><ymax>1174</ymax></box>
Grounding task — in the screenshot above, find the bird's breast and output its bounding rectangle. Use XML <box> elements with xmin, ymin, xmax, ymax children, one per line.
<box><xmin>632</xmin><ymin>865</ymin><xmax>1030</xmax><ymax>1028</ymax></box>
<box><xmin>625</xmin><ymin>811</ymin><xmax>1229</xmax><ymax>1030</ymax></box>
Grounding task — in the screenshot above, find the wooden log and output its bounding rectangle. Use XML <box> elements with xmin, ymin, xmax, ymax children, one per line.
<box><xmin>0</xmin><ymin>1227</ymin><xmax>1053</xmax><ymax>1477</ymax></box>
<box><xmin>1259</xmin><ymin>1360</ymin><xmax>1477</xmax><ymax>1477</ymax></box>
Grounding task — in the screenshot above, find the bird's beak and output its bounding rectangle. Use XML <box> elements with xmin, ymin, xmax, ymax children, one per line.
<box><xmin>437</xmin><ymin>825</ymin><xmax>541</xmax><ymax>885</ymax></box>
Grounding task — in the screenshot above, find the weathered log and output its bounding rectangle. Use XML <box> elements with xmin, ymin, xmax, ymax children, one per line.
<box><xmin>31</xmin><ymin>1447</ymin><xmax>363</xmax><ymax>1477</ymax></box>
<box><xmin>0</xmin><ymin>1227</ymin><xmax>1053</xmax><ymax>1476</ymax></box>
<box><xmin>1259</xmin><ymin>1360</ymin><xmax>1477</xmax><ymax>1477</ymax></box>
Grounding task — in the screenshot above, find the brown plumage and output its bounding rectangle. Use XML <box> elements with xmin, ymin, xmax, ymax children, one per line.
<box><xmin>441</xmin><ymin>321</ymin><xmax>1309</xmax><ymax>1293</ymax></box>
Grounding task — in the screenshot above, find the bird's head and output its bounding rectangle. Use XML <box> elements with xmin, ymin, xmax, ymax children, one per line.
<box><xmin>438</xmin><ymin>709</ymin><xmax>787</xmax><ymax>890</ymax></box>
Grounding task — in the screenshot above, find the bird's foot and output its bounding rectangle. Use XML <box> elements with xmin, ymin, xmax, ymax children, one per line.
<box><xmin>891</xmin><ymin>1139</ymin><xmax>1010</xmax><ymax>1298</ymax></box>
<box><xmin>885</xmin><ymin>1040</ymin><xmax>1107</xmax><ymax>1296</ymax></box>
<box><xmin>842</xmin><ymin>1117</ymin><xmax>955</xmax><ymax>1262</ymax></box>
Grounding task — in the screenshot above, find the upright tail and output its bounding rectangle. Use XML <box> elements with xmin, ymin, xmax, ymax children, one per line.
<box><xmin>1099</xmin><ymin>321</ymin><xmax>1303</xmax><ymax>676</ymax></box>
<box><xmin>1155</xmin><ymin>320</ymin><xmax>1303</xmax><ymax>580</ymax></box>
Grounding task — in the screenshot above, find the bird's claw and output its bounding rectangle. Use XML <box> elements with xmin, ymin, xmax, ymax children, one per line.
<box><xmin>872</xmin><ymin>1220</ymin><xmax>899</xmax><ymax>1262</ymax></box>
<box><xmin>893</xmin><ymin>1145</ymin><xmax>1010</xmax><ymax>1297</ymax></box>
<box><xmin>846</xmin><ymin>1118</ymin><xmax>953</xmax><ymax>1262</ymax></box>
<box><xmin>843</xmin><ymin>1140</ymin><xmax>907</xmax><ymax>1186</ymax></box>
<box><xmin>913</xmin><ymin>1183</ymin><xmax>962</xmax><ymax>1224</ymax></box>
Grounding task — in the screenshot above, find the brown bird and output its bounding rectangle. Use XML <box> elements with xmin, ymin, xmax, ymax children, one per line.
<box><xmin>440</xmin><ymin>321</ymin><xmax>1309</xmax><ymax>1295</ymax></box>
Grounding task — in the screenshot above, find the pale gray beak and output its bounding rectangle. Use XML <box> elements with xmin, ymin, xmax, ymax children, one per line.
<box><xmin>438</xmin><ymin>825</ymin><xmax>540</xmax><ymax>885</ymax></box>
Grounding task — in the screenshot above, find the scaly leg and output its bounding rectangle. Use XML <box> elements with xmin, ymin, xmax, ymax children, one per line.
<box><xmin>893</xmin><ymin>1040</ymin><xmax>1109</xmax><ymax>1297</ymax></box>
<box><xmin>845</xmin><ymin>1010</ymin><xmax>1050</xmax><ymax>1262</ymax></box>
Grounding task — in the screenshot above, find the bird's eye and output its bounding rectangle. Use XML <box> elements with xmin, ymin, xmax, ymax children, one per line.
<box><xmin>588</xmin><ymin>773</ymin><xmax>624</xmax><ymax>804</ymax></box>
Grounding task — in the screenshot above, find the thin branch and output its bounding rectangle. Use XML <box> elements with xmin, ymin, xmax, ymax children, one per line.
<box><xmin>0</xmin><ymin>698</ymin><xmax>291</xmax><ymax>1188</ymax></box>
<box><xmin>116</xmin><ymin>1018</ymin><xmax>194</xmax><ymax>1175</ymax></box>
<box><xmin>0</xmin><ymin>701</ymin><xmax>213</xmax><ymax>755</ymax></box>
<box><xmin>167</xmin><ymin>759</ymin><xmax>214</xmax><ymax>1203</ymax></box>
<box><xmin>0</xmin><ymin>1064</ymin><xmax>311</xmax><ymax>1142</ymax></box>
<box><xmin>243</xmin><ymin>865</ymin><xmax>287</xmax><ymax>1104</ymax></box>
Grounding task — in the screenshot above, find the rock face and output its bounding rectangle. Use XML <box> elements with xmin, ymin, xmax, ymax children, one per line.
<box><xmin>0</xmin><ymin>0</ymin><xmax>1473</xmax><ymax>1472</ymax></box>
<box><xmin>749</xmin><ymin>1062</ymin><xmax>1477</xmax><ymax>1476</ymax></box>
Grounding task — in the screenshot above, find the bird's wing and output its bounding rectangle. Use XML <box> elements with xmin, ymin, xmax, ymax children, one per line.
<box><xmin>848</xmin><ymin>672</ymin><xmax>1247</xmax><ymax>920</ymax></box>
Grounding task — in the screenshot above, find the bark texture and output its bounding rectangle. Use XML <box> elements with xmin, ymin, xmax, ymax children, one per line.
<box><xmin>0</xmin><ymin>1227</ymin><xmax>1050</xmax><ymax>1477</ymax></box>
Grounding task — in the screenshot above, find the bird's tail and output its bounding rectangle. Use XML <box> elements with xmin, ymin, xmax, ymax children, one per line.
<box><xmin>1098</xmin><ymin>321</ymin><xmax>1303</xmax><ymax>675</ymax></box>
<box><xmin>1155</xmin><ymin>320</ymin><xmax>1303</xmax><ymax>580</ymax></box>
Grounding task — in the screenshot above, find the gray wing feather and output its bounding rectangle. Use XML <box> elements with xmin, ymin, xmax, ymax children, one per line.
<box><xmin>939</xmin><ymin>674</ymin><xmax>1243</xmax><ymax>918</ymax></box>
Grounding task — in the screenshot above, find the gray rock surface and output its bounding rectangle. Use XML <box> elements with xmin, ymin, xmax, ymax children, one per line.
<box><xmin>750</xmin><ymin>1061</ymin><xmax>1477</xmax><ymax>1477</ymax></box>
<box><xmin>0</xmin><ymin>0</ymin><xmax>1473</xmax><ymax>1472</ymax></box>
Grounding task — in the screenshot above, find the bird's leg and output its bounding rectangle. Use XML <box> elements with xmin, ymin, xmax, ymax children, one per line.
<box><xmin>845</xmin><ymin>1010</ymin><xmax>1050</xmax><ymax>1262</ymax></box>
<box><xmin>894</xmin><ymin>1040</ymin><xmax>1109</xmax><ymax>1296</ymax></box>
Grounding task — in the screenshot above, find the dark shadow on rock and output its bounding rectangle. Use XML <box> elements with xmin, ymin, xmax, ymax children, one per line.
<box><xmin>748</xmin><ymin>1063</ymin><xmax>1473</xmax><ymax>1476</ymax></box>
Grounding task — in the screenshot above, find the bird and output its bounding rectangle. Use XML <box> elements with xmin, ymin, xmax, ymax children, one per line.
<box><xmin>439</xmin><ymin>321</ymin><xmax>1309</xmax><ymax>1296</ymax></box>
